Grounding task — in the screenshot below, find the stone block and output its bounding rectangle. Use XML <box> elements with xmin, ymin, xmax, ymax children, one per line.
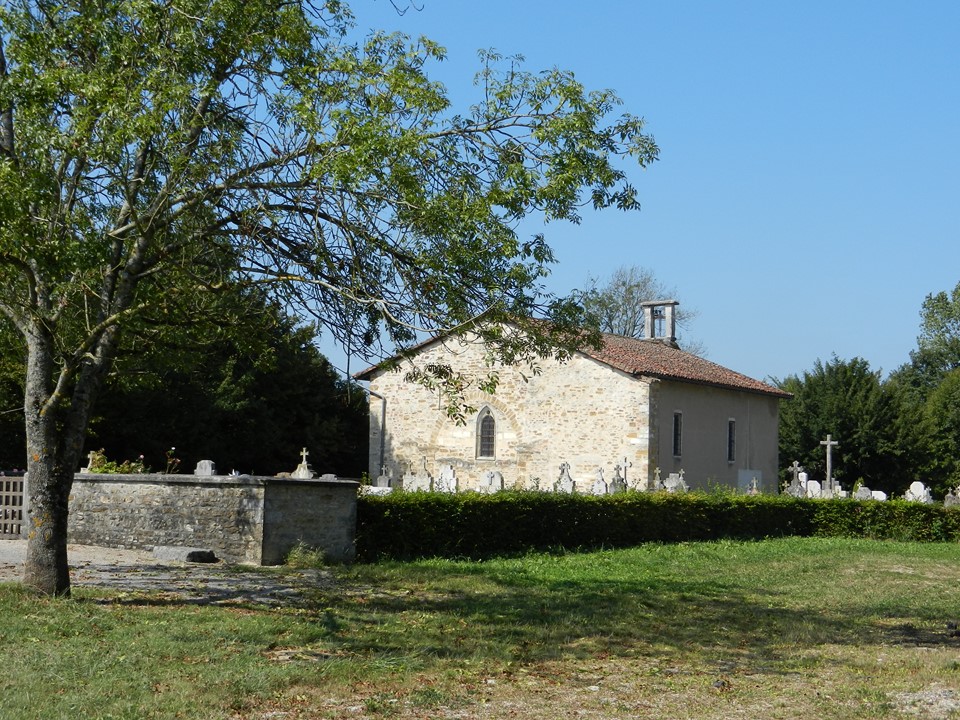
<box><xmin>153</xmin><ymin>546</ymin><xmax>219</xmax><ymax>563</ymax></box>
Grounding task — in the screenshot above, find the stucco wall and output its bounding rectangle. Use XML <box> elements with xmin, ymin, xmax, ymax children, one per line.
<box><xmin>367</xmin><ymin>337</ymin><xmax>655</xmax><ymax>491</ymax></box>
<box><xmin>655</xmin><ymin>381</ymin><xmax>781</xmax><ymax>492</ymax></box>
<box><xmin>66</xmin><ymin>474</ymin><xmax>358</xmax><ymax>563</ymax></box>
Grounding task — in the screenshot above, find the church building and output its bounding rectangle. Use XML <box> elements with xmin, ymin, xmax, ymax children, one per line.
<box><xmin>356</xmin><ymin>302</ymin><xmax>790</xmax><ymax>493</ymax></box>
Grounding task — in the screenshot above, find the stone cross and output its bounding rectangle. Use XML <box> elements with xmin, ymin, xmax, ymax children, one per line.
<box><xmin>617</xmin><ymin>457</ymin><xmax>633</xmax><ymax>486</ymax></box>
<box><xmin>300</xmin><ymin>447</ymin><xmax>309</xmax><ymax>465</ymax></box>
<box><xmin>820</xmin><ymin>435</ymin><xmax>839</xmax><ymax>492</ymax></box>
<box><xmin>789</xmin><ymin>460</ymin><xmax>802</xmax><ymax>485</ymax></box>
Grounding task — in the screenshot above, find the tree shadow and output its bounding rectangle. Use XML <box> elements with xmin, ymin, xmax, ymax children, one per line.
<box><xmin>311</xmin><ymin>560</ymin><xmax>960</xmax><ymax>675</ymax></box>
<box><xmin>67</xmin><ymin>548</ymin><xmax>960</xmax><ymax>679</ymax></box>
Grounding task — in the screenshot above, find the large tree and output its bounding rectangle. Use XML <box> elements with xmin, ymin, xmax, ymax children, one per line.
<box><xmin>885</xmin><ymin>280</ymin><xmax>960</xmax><ymax>493</ymax></box>
<box><xmin>776</xmin><ymin>356</ymin><xmax>900</xmax><ymax>493</ymax></box>
<box><xmin>89</xmin><ymin>296</ymin><xmax>369</xmax><ymax>477</ymax></box>
<box><xmin>0</xmin><ymin>0</ymin><xmax>658</xmax><ymax>594</ymax></box>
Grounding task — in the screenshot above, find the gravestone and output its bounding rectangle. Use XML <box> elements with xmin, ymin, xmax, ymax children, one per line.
<box><xmin>590</xmin><ymin>467</ymin><xmax>608</xmax><ymax>496</ymax></box>
<box><xmin>663</xmin><ymin>471</ymin><xmax>688</xmax><ymax>493</ymax></box>
<box><xmin>478</xmin><ymin>470</ymin><xmax>504</xmax><ymax>494</ymax></box>
<box><xmin>291</xmin><ymin>448</ymin><xmax>313</xmax><ymax>479</ymax></box>
<box><xmin>784</xmin><ymin>461</ymin><xmax>804</xmax><ymax>497</ymax></box>
<box><xmin>194</xmin><ymin>459</ymin><xmax>217</xmax><ymax>477</ymax></box>
<box><xmin>375</xmin><ymin>465</ymin><xmax>393</xmax><ymax>488</ymax></box>
<box><xmin>747</xmin><ymin>477</ymin><xmax>760</xmax><ymax>496</ymax></box>
<box><xmin>945</xmin><ymin>486</ymin><xmax>960</xmax><ymax>508</ymax></box>
<box><xmin>80</xmin><ymin>451</ymin><xmax>97</xmax><ymax>474</ymax></box>
<box><xmin>434</xmin><ymin>464</ymin><xmax>458</xmax><ymax>493</ymax></box>
<box><xmin>854</xmin><ymin>486</ymin><xmax>873</xmax><ymax>501</ymax></box>
<box><xmin>402</xmin><ymin>461</ymin><xmax>433</xmax><ymax>492</ymax></box>
<box><xmin>555</xmin><ymin>462</ymin><xmax>575</xmax><ymax>493</ymax></box>
<box><xmin>649</xmin><ymin>467</ymin><xmax>662</xmax><ymax>492</ymax></box>
<box><xmin>871</xmin><ymin>490</ymin><xmax>888</xmax><ymax>501</ymax></box>
<box><xmin>609</xmin><ymin>463</ymin><xmax>628</xmax><ymax>494</ymax></box>
<box><xmin>904</xmin><ymin>481</ymin><xmax>933</xmax><ymax>503</ymax></box>
<box><xmin>804</xmin><ymin>478</ymin><xmax>822</xmax><ymax>498</ymax></box>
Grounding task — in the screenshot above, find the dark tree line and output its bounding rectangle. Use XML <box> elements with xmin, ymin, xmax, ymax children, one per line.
<box><xmin>0</xmin><ymin>297</ymin><xmax>368</xmax><ymax>477</ymax></box>
<box><xmin>777</xmin><ymin>281</ymin><xmax>960</xmax><ymax>498</ymax></box>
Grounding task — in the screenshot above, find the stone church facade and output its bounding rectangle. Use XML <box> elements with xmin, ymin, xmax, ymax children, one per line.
<box><xmin>357</xmin><ymin>304</ymin><xmax>789</xmax><ymax>493</ymax></box>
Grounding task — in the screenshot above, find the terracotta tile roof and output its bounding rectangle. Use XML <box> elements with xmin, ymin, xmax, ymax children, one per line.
<box><xmin>583</xmin><ymin>333</ymin><xmax>791</xmax><ymax>398</ymax></box>
<box><xmin>356</xmin><ymin>326</ymin><xmax>790</xmax><ymax>399</ymax></box>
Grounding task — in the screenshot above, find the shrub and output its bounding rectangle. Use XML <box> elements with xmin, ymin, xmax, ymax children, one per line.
<box><xmin>356</xmin><ymin>491</ymin><xmax>825</xmax><ymax>562</ymax></box>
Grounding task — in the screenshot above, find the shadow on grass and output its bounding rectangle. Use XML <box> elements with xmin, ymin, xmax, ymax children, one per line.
<box><xmin>64</xmin><ymin>542</ymin><xmax>960</xmax><ymax>678</ymax></box>
<box><xmin>312</xmin><ymin>552</ymin><xmax>960</xmax><ymax>677</ymax></box>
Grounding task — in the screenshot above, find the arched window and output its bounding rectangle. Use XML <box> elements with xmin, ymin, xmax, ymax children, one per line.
<box><xmin>477</xmin><ymin>408</ymin><xmax>496</xmax><ymax>459</ymax></box>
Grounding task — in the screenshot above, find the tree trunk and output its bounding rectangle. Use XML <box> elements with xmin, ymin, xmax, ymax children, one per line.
<box><xmin>22</xmin><ymin>459</ymin><xmax>73</xmax><ymax>596</ymax></box>
<box><xmin>20</xmin><ymin>325</ymin><xmax>81</xmax><ymax>596</ymax></box>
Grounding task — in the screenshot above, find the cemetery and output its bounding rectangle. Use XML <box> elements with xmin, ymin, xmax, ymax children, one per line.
<box><xmin>6</xmin><ymin>430</ymin><xmax>957</xmax><ymax>568</ymax></box>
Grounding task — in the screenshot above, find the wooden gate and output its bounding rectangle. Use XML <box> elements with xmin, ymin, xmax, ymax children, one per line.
<box><xmin>0</xmin><ymin>476</ymin><xmax>24</xmax><ymax>539</ymax></box>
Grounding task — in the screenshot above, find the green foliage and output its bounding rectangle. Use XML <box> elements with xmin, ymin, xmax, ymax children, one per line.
<box><xmin>810</xmin><ymin>499</ymin><xmax>960</xmax><ymax>543</ymax></box>
<box><xmin>85</xmin><ymin>448</ymin><xmax>149</xmax><ymax>474</ymax></box>
<box><xmin>284</xmin><ymin>541</ymin><xmax>327</xmax><ymax>569</ymax></box>
<box><xmin>0</xmin><ymin>1</ymin><xmax>658</xmax><ymax>590</ymax></box>
<box><xmin>0</xmin><ymin>292</ymin><xmax>368</xmax><ymax>475</ymax></box>
<box><xmin>776</xmin><ymin>356</ymin><xmax>901</xmax><ymax>494</ymax></box>
<box><xmin>884</xmin><ymin>280</ymin><xmax>960</xmax><ymax>494</ymax></box>
<box><xmin>0</xmin><ymin>0</ymin><xmax>658</xmax><ymax>385</ymax></box>
<box><xmin>356</xmin><ymin>491</ymin><xmax>816</xmax><ymax>561</ymax></box>
<box><xmin>356</xmin><ymin>491</ymin><xmax>960</xmax><ymax>563</ymax></box>
<box><xmin>921</xmin><ymin>369</ymin><xmax>960</xmax><ymax>493</ymax></box>
<box><xmin>774</xmin><ymin>282</ymin><xmax>960</xmax><ymax>503</ymax></box>
<box><xmin>89</xmin><ymin>300</ymin><xmax>369</xmax><ymax>476</ymax></box>
<box><xmin>917</xmin><ymin>281</ymin><xmax>960</xmax><ymax>375</ymax></box>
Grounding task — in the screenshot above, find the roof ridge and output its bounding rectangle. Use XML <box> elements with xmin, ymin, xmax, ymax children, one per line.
<box><xmin>581</xmin><ymin>331</ymin><xmax>790</xmax><ymax>398</ymax></box>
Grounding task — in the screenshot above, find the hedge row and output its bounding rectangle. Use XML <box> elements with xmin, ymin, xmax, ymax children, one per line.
<box><xmin>354</xmin><ymin>491</ymin><xmax>960</xmax><ymax>562</ymax></box>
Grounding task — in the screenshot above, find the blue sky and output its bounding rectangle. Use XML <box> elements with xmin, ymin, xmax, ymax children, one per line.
<box><xmin>326</xmin><ymin>0</ymin><xmax>959</xmax><ymax>384</ymax></box>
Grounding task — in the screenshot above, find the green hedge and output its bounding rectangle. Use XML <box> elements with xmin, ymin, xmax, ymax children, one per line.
<box><xmin>355</xmin><ymin>491</ymin><xmax>960</xmax><ymax>562</ymax></box>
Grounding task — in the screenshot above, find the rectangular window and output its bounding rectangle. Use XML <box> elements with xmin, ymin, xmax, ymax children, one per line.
<box><xmin>727</xmin><ymin>419</ymin><xmax>736</xmax><ymax>462</ymax></box>
<box><xmin>672</xmin><ymin>412</ymin><xmax>683</xmax><ymax>457</ymax></box>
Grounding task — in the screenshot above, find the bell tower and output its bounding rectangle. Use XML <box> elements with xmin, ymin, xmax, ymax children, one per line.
<box><xmin>640</xmin><ymin>300</ymin><xmax>679</xmax><ymax>348</ymax></box>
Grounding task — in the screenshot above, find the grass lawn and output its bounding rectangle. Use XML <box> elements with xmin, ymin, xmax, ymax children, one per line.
<box><xmin>3</xmin><ymin>537</ymin><xmax>960</xmax><ymax>719</ymax></box>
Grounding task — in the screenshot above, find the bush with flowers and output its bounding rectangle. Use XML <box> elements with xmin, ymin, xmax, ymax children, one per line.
<box><xmin>87</xmin><ymin>448</ymin><xmax>149</xmax><ymax>474</ymax></box>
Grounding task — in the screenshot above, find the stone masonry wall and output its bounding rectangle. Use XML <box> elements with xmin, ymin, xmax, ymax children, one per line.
<box><xmin>367</xmin><ymin>335</ymin><xmax>654</xmax><ymax>491</ymax></box>
<box><xmin>261</xmin><ymin>478</ymin><xmax>358</xmax><ymax>564</ymax></box>
<box><xmin>67</xmin><ymin>474</ymin><xmax>358</xmax><ymax>564</ymax></box>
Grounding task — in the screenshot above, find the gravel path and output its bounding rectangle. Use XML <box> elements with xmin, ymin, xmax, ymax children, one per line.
<box><xmin>0</xmin><ymin>539</ymin><xmax>333</xmax><ymax>605</ymax></box>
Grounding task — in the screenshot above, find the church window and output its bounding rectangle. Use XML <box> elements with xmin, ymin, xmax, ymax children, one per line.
<box><xmin>672</xmin><ymin>412</ymin><xmax>683</xmax><ymax>457</ymax></box>
<box><xmin>477</xmin><ymin>409</ymin><xmax>496</xmax><ymax>459</ymax></box>
<box><xmin>727</xmin><ymin>419</ymin><xmax>736</xmax><ymax>462</ymax></box>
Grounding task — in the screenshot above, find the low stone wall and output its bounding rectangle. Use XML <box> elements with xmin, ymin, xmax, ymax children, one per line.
<box><xmin>66</xmin><ymin>473</ymin><xmax>358</xmax><ymax>564</ymax></box>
